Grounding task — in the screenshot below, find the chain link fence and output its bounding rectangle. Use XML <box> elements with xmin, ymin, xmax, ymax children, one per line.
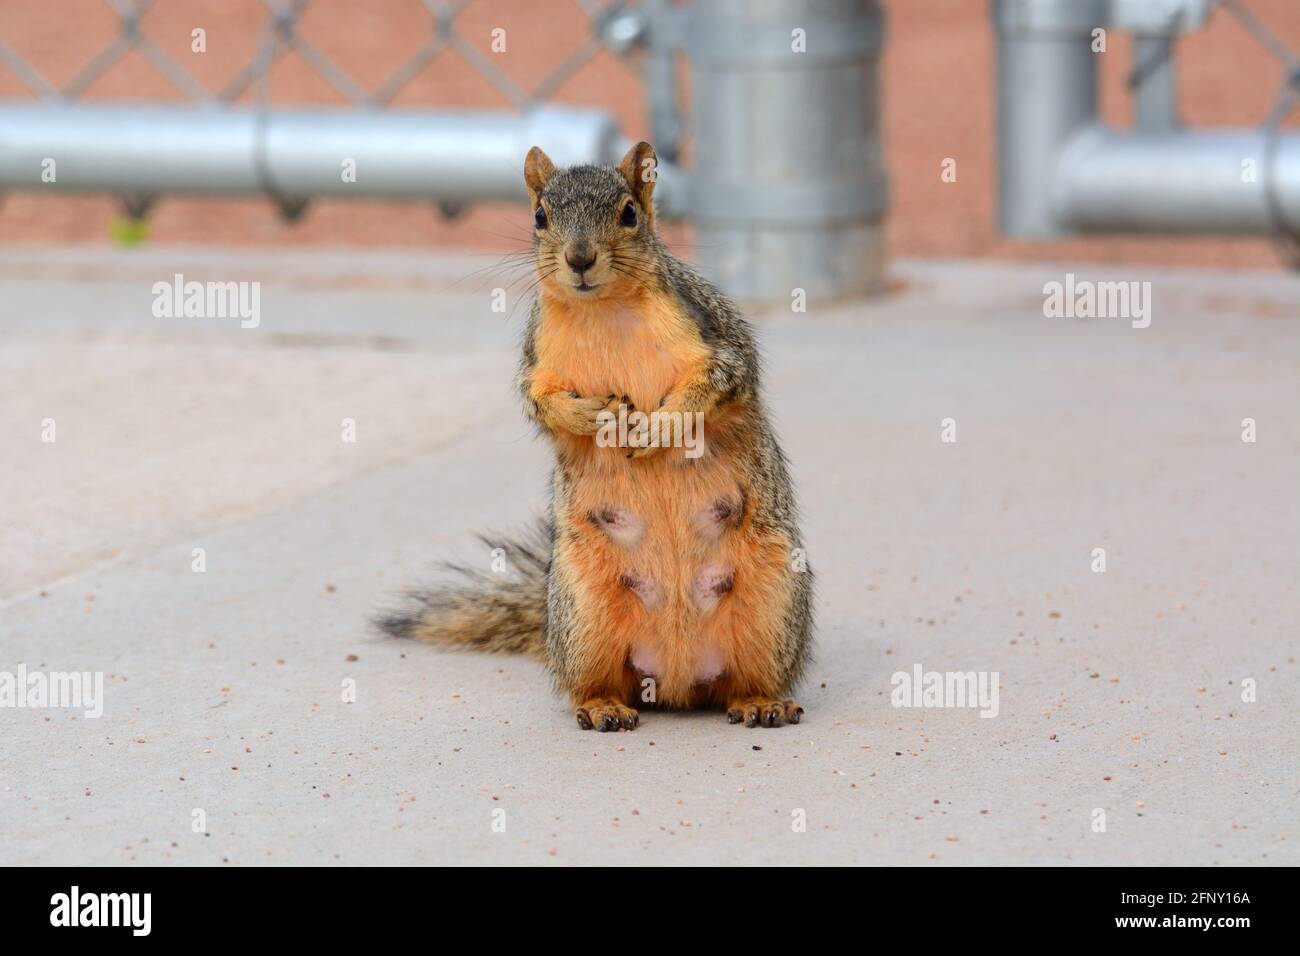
<box><xmin>0</xmin><ymin>0</ymin><xmax>660</xmax><ymax>110</ymax></box>
<box><xmin>0</xmin><ymin>0</ymin><xmax>680</xmax><ymax>219</ymax></box>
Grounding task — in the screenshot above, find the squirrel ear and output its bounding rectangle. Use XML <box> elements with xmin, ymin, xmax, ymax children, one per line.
<box><xmin>618</xmin><ymin>141</ymin><xmax>657</xmax><ymax>214</ymax></box>
<box><xmin>524</xmin><ymin>146</ymin><xmax>555</xmax><ymax>205</ymax></box>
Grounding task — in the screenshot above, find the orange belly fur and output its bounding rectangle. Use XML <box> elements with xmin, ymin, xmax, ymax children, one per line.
<box><xmin>536</xmin><ymin>292</ymin><xmax>789</xmax><ymax>707</ymax></box>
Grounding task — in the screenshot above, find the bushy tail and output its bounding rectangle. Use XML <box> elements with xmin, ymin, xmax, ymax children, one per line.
<box><xmin>375</xmin><ymin>522</ymin><xmax>551</xmax><ymax>661</ymax></box>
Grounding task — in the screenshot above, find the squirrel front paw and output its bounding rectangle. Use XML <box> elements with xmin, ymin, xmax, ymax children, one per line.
<box><xmin>624</xmin><ymin>410</ymin><xmax>661</xmax><ymax>459</ymax></box>
<box><xmin>626</xmin><ymin>441</ymin><xmax>660</xmax><ymax>460</ymax></box>
<box><xmin>546</xmin><ymin>391</ymin><xmax>620</xmax><ymax>436</ymax></box>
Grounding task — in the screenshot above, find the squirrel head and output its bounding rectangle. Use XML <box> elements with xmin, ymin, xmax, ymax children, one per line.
<box><xmin>523</xmin><ymin>141</ymin><xmax>658</xmax><ymax>302</ymax></box>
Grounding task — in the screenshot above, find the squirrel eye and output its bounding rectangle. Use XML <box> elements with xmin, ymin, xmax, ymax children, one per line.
<box><xmin>620</xmin><ymin>200</ymin><xmax>637</xmax><ymax>227</ymax></box>
<box><xmin>534</xmin><ymin>206</ymin><xmax>547</xmax><ymax>229</ymax></box>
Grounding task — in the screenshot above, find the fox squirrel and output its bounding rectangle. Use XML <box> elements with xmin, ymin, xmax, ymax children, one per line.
<box><xmin>378</xmin><ymin>142</ymin><xmax>813</xmax><ymax>731</ymax></box>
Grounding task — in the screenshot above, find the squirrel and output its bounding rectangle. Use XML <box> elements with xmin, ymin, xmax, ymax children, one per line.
<box><xmin>378</xmin><ymin>142</ymin><xmax>813</xmax><ymax>731</ymax></box>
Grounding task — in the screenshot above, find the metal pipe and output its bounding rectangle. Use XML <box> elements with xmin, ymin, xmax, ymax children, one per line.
<box><xmin>1055</xmin><ymin>127</ymin><xmax>1300</xmax><ymax>233</ymax></box>
<box><xmin>686</xmin><ymin>0</ymin><xmax>888</xmax><ymax>301</ymax></box>
<box><xmin>0</xmin><ymin>102</ymin><xmax>627</xmax><ymax>204</ymax></box>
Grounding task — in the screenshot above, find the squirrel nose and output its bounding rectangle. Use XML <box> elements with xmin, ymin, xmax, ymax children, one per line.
<box><xmin>565</xmin><ymin>248</ymin><xmax>596</xmax><ymax>273</ymax></box>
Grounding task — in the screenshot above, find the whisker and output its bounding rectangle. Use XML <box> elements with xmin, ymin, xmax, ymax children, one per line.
<box><xmin>447</xmin><ymin>255</ymin><xmax>538</xmax><ymax>291</ymax></box>
<box><xmin>507</xmin><ymin>269</ymin><xmax>557</xmax><ymax>322</ymax></box>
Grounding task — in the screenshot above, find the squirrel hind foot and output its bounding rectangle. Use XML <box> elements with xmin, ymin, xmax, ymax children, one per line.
<box><xmin>726</xmin><ymin>698</ymin><xmax>803</xmax><ymax>728</ymax></box>
<box><xmin>575</xmin><ymin>698</ymin><xmax>639</xmax><ymax>732</ymax></box>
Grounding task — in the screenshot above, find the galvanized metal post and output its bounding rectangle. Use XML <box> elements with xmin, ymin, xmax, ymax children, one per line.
<box><xmin>993</xmin><ymin>0</ymin><xmax>1106</xmax><ymax>238</ymax></box>
<box><xmin>686</xmin><ymin>0</ymin><xmax>888</xmax><ymax>302</ymax></box>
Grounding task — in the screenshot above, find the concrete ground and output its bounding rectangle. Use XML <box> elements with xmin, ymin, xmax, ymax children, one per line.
<box><xmin>1</xmin><ymin>246</ymin><xmax>1296</xmax><ymax>866</ymax></box>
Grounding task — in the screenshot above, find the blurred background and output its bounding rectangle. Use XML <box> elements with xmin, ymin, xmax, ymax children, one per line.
<box><xmin>3</xmin><ymin>0</ymin><xmax>1300</xmax><ymax>283</ymax></box>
